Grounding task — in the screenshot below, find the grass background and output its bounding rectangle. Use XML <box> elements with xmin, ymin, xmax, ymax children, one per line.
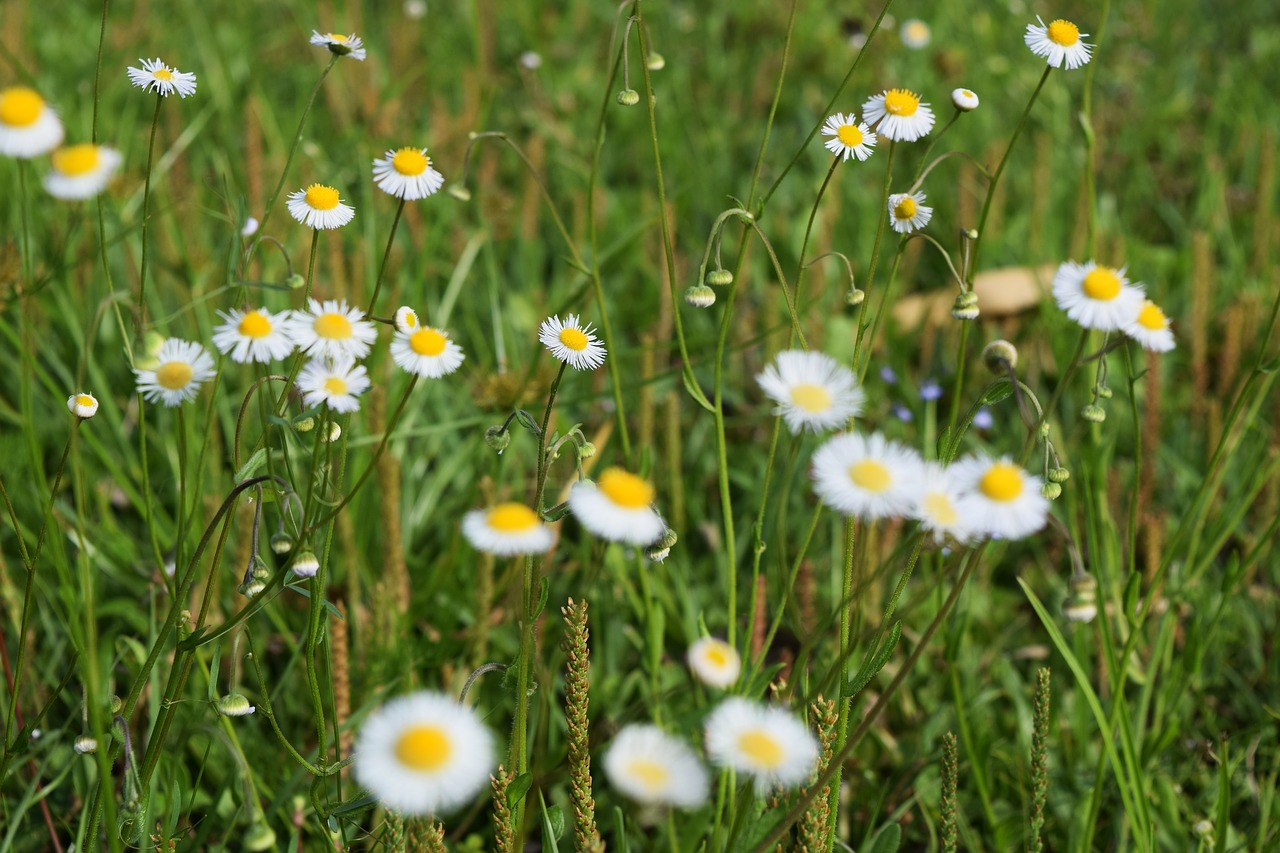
<box><xmin>1</xmin><ymin>0</ymin><xmax>1279</xmax><ymax>849</ymax></box>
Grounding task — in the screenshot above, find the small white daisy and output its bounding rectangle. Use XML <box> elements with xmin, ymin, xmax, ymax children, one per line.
<box><xmin>951</xmin><ymin>454</ymin><xmax>1049</xmax><ymax>541</ymax></box>
<box><xmin>911</xmin><ymin>463</ymin><xmax>975</xmax><ymax>546</ymax></box>
<box><xmin>353</xmin><ymin>691</ymin><xmax>495</xmax><ymax>816</ymax></box>
<box><xmin>43</xmin><ymin>144</ymin><xmax>123</xmax><ymax>200</ymax></box>
<box><xmin>862</xmin><ymin>89</ymin><xmax>936</xmax><ymax>142</ymax></box>
<box><xmin>1051</xmin><ymin>260</ymin><xmax>1146</xmax><ymax>332</ymax></box>
<box><xmin>394</xmin><ymin>305</ymin><xmax>421</xmax><ymax>334</ymax></box>
<box><xmin>887</xmin><ymin>191</ymin><xmax>933</xmax><ymax>234</ymax></box>
<box><xmin>212</xmin><ymin>306</ymin><xmax>294</xmax><ymax>364</ymax></box>
<box><xmin>756</xmin><ymin>350</ymin><xmax>864</xmax><ymax>434</ymax></box>
<box><xmin>126</xmin><ymin>58</ymin><xmax>198</xmax><ymax>98</ymax></box>
<box><xmin>285</xmin><ymin>299</ymin><xmax>378</xmax><ymax>361</ymax></box>
<box><xmin>603</xmin><ymin>725</ymin><xmax>710</xmax><ymax>810</ymax></box>
<box><xmin>373</xmin><ymin>147</ymin><xmax>445</xmax><ymax>200</ymax></box>
<box><xmin>461</xmin><ymin>503</ymin><xmax>552</xmax><ymax>556</ymax></box>
<box><xmin>538</xmin><ymin>314</ymin><xmax>607</xmax><ymax>370</ymax></box>
<box><xmin>1024</xmin><ymin>17</ymin><xmax>1092</xmax><ymax>70</ymax></box>
<box><xmin>67</xmin><ymin>393</ymin><xmax>99</xmax><ymax>419</ymax></box>
<box><xmin>687</xmin><ymin>637</ymin><xmax>741</xmax><ymax>689</ymax></box>
<box><xmin>390</xmin><ymin>326</ymin><xmax>465</xmax><ymax>378</ymax></box>
<box><xmin>297</xmin><ymin>357</ymin><xmax>371</xmax><ymax>413</ymax></box>
<box><xmin>567</xmin><ymin>467</ymin><xmax>665</xmax><ymax>546</ymax></box>
<box><xmin>820</xmin><ymin>113</ymin><xmax>877</xmax><ymax>162</ymax></box>
<box><xmin>134</xmin><ymin>338</ymin><xmax>215</xmax><ymax>407</ymax></box>
<box><xmin>810</xmin><ymin>431</ymin><xmax>925</xmax><ymax>520</ymax></box>
<box><xmin>1122</xmin><ymin>300</ymin><xmax>1175</xmax><ymax>352</ymax></box>
<box><xmin>951</xmin><ymin>88</ymin><xmax>980</xmax><ymax>111</ymax></box>
<box><xmin>704</xmin><ymin>698</ymin><xmax>819</xmax><ymax>794</ymax></box>
<box><xmin>0</xmin><ymin>86</ymin><xmax>64</xmax><ymax>158</ymax></box>
<box><xmin>900</xmin><ymin>19</ymin><xmax>931</xmax><ymax>49</ymax></box>
<box><xmin>310</xmin><ymin>31</ymin><xmax>367</xmax><ymax>61</ymax></box>
<box><xmin>286</xmin><ymin>183</ymin><xmax>355</xmax><ymax>230</ymax></box>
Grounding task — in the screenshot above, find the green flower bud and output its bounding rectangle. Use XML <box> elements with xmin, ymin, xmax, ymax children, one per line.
<box><xmin>684</xmin><ymin>284</ymin><xmax>716</xmax><ymax>308</ymax></box>
<box><xmin>215</xmin><ymin>693</ymin><xmax>256</xmax><ymax>717</ymax></box>
<box><xmin>292</xmin><ymin>548</ymin><xmax>320</xmax><ymax>579</ymax></box>
<box><xmin>705</xmin><ymin>268</ymin><xmax>734</xmax><ymax>287</ymax></box>
<box><xmin>616</xmin><ymin>89</ymin><xmax>640</xmax><ymax>106</ymax></box>
<box><xmin>485</xmin><ymin>425</ymin><xmax>512</xmax><ymax>453</ymax></box>
<box><xmin>846</xmin><ymin>287</ymin><xmax>866</xmax><ymax>306</ymax></box>
<box><xmin>286</xmin><ymin>273</ymin><xmax>306</xmax><ymax>290</ymax></box>
<box><xmin>982</xmin><ymin>339</ymin><xmax>1018</xmax><ymax>374</ymax></box>
<box><xmin>1041</xmin><ymin>481</ymin><xmax>1062</xmax><ymax>500</ymax></box>
<box><xmin>1048</xmin><ymin>467</ymin><xmax>1070</xmax><ymax>483</ymax></box>
<box><xmin>270</xmin><ymin>532</ymin><xmax>293</xmax><ymax>555</ymax></box>
<box><xmin>1081</xmin><ymin>404</ymin><xmax>1107</xmax><ymax>423</ymax></box>
<box><xmin>447</xmin><ymin>185</ymin><xmax>472</xmax><ymax>202</ymax></box>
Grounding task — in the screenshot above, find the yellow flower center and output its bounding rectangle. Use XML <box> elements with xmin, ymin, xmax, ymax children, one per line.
<box><xmin>401</xmin><ymin>310</ymin><xmax>419</xmax><ymax>329</ymax></box>
<box><xmin>0</xmin><ymin>86</ymin><xmax>44</xmax><ymax>127</ymax></box>
<box><xmin>155</xmin><ymin>361</ymin><xmax>194</xmax><ymax>390</ymax></box>
<box><xmin>153</xmin><ymin>67</ymin><xmax>174</xmax><ymax>82</ymax></box>
<box><xmin>304</xmin><ymin>184</ymin><xmax>341</xmax><ymax>211</ymax></box>
<box><xmin>237</xmin><ymin>310</ymin><xmax>272</xmax><ymax>338</ymax></box>
<box><xmin>905</xmin><ymin>22</ymin><xmax>929</xmax><ymax>41</ymax></box>
<box><xmin>558</xmin><ymin>327</ymin><xmax>589</xmax><ymax>351</ymax></box>
<box><xmin>1137</xmin><ymin>302</ymin><xmax>1167</xmax><ymax>331</ymax></box>
<box><xmin>704</xmin><ymin>643</ymin><xmax>730</xmax><ymax>668</ymax></box>
<box><xmin>486</xmin><ymin>502</ymin><xmax>540</xmax><ymax>533</ymax></box>
<box><xmin>849</xmin><ymin>460</ymin><xmax>892</xmax><ymax>492</ymax></box>
<box><xmin>883</xmin><ymin>89</ymin><xmax>920</xmax><ymax>117</ymax></box>
<box><xmin>1047</xmin><ymin>19</ymin><xmax>1080</xmax><ymax>46</ymax></box>
<box><xmin>394</xmin><ymin>724</ymin><xmax>452</xmax><ymax>771</ymax></box>
<box><xmin>961</xmin><ymin>90</ymin><xmax>974</xmax><ymax>98</ymax></box>
<box><xmin>314</xmin><ymin>312</ymin><xmax>353</xmax><ymax>339</ymax></box>
<box><xmin>328</xmin><ymin>33</ymin><xmax>349</xmax><ymax>43</ymax></box>
<box><xmin>52</xmin><ymin>144</ymin><xmax>101</xmax><ymax>177</ymax></box>
<box><xmin>409</xmin><ymin>328</ymin><xmax>447</xmax><ymax>356</ymax></box>
<box><xmin>1081</xmin><ymin>268</ymin><xmax>1122</xmax><ymax>301</ymax></box>
<box><xmin>598</xmin><ymin>468</ymin><xmax>654</xmax><ymax>509</ymax></box>
<box><xmin>893</xmin><ymin>196</ymin><xmax>918</xmax><ymax>220</ymax></box>
<box><xmin>324</xmin><ymin>376</ymin><xmax>349</xmax><ymax>396</ymax></box>
<box><xmin>788</xmin><ymin>383</ymin><xmax>832</xmax><ymax>413</ymax></box>
<box><xmin>626</xmin><ymin>759</ymin><xmax>670</xmax><ymax>791</ymax></box>
<box><xmin>836</xmin><ymin>124</ymin><xmax>863</xmax><ymax>147</ymax></box>
<box><xmin>392</xmin><ymin>147</ymin><xmax>430</xmax><ymax>176</ymax></box>
<box><xmin>738</xmin><ymin>730</ymin><xmax>784</xmax><ymax>769</ymax></box>
<box><xmin>75</xmin><ymin>394</ymin><xmax>95</xmax><ymax>407</ymax></box>
<box><xmin>979</xmin><ymin>463</ymin><xmax>1024</xmax><ymax>501</ymax></box>
<box><xmin>923</xmin><ymin>492</ymin><xmax>958</xmax><ymax>526</ymax></box>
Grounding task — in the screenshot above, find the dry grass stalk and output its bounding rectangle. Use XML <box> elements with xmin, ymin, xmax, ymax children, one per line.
<box><xmin>562</xmin><ymin>598</ymin><xmax>604</xmax><ymax>853</ymax></box>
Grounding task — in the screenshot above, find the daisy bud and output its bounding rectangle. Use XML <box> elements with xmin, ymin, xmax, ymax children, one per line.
<box><xmin>705</xmin><ymin>268</ymin><xmax>734</xmax><ymax>287</ymax></box>
<box><xmin>73</xmin><ymin>735</ymin><xmax>98</xmax><ymax>754</ymax></box>
<box><xmin>295</xmin><ymin>417</ymin><xmax>317</xmax><ymax>433</ymax></box>
<box><xmin>1041</xmin><ymin>481</ymin><xmax>1062</xmax><ymax>500</ymax></box>
<box><xmin>292</xmin><ymin>548</ymin><xmax>321</xmax><ymax>578</ymax></box>
<box><xmin>109</xmin><ymin>695</ymin><xmax>123</xmax><ymax>715</ymax></box>
<box><xmin>951</xmin><ymin>291</ymin><xmax>980</xmax><ymax>321</ymax></box>
<box><xmin>684</xmin><ymin>284</ymin><xmax>716</xmax><ymax>308</ymax></box>
<box><xmin>982</xmin><ymin>339</ymin><xmax>1018</xmax><ymax>374</ymax></box>
<box><xmin>846</xmin><ymin>287</ymin><xmax>866</xmax><ymax>306</ymax></box>
<box><xmin>1081</xmin><ymin>404</ymin><xmax>1106</xmax><ymax>423</ymax></box>
<box><xmin>578</xmin><ymin>441</ymin><xmax>596</xmax><ymax>459</ymax></box>
<box><xmin>447</xmin><ymin>185</ymin><xmax>472</xmax><ymax>202</ymax></box>
<box><xmin>484</xmin><ymin>425</ymin><xmax>512</xmax><ymax>453</ymax></box>
<box><xmin>951</xmin><ymin>88</ymin><xmax>980</xmax><ymax>112</ymax></box>
<box><xmin>286</xmin><ymin>273</ymin><xmax>305</xmax><ymax>290</ymax></box>
<box><xmin>67</xmin><ymin>393</ymin><xmax>99</xmax><ymax>419</ymax></box>
<box><xmin>1048</xmin><ymin>467</ymin><xmax>1070</xmax><ymax>483</ymax></box>
<box><xmin>616</xmin><ymin>89</ymin><xmax>640</xmax><ymax>106</ymax></box>
<box><xmin>325</xmin><ymin>421</ymin><xmax>342</xmax><ymax>443</ymax></box>
<box><xmin>270</xmin><ymin>532</ymin><xmax>293</xmax><ymax>555</ymax></box>
<box><xmin>251</xmin><ymin>562</ymin><xmax>271</xmax><ymax>582</ymax></box>
<box><xmin>1063</xmin><ymin>596</ymin><xmax>1098</xmax><ymax>623</ymax></box>
<box><xmin>646</xmin><ymin>52</ymin><xmax>666</xmax><ymax>71</ymax></box>
<box><xmin>1096</xmin><ymin>385</ymin><xmax>1113</xmax><ymax>399</ymax></box>
<box><xmin>645</xmin><ymin>528</ymin><xmax>678</xmax><ymax>562</ymax></box>
<box><xmin>240</xmin><ymin>578</ymin><xmax>266</xmax><ymax>598</ymax></box>
<box><xmin>215</xmin><ymin>693</ymin><xmax>256</xmax><ymax>717</ymax></box>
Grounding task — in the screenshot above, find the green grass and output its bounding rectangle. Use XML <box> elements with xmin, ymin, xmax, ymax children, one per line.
<box><xmin>1</xmin><ymin>0</ymin><xmax>1279</xmax><ymax>850</ymax></box>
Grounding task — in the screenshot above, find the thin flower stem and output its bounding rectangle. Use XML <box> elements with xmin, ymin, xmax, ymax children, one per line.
<box><xmin>747</xmin><ymin>222</ymin><xmax>807</xmax><ymax>347</ymax></box>
<box><xmin>91</xmin><ymin>0</ymin><xmax>109</xmax><ymax>142</ymax></box>
<box><xmin>1020</xmin><ymin>328</ymin><xmax>1089</xmax><ymax>463</ymax></box>
<box><xmin>907</xmin><ymin>149</ymin><xmax>990</xmax><ymax>195</ymax></box>
<box><xmin>367</xmin><ymin>198</ymin><xmax>406</xmax><ymax>315</ymax></box>
<box><xmin>745</xmin><ymin>0</ymin><xmax>799</xmax><ymax>207</ymax></box>
<box><xmin>136</xmin><ymin>93</ymin><xmax>164</xmax><ymax>334</ymax></box>
<box><xmin>245</xmin><ymin>631</ymin><xmax>325</xmax><ymax>775</ymax></box>
<box><xmin>910</xmin><ymin>111</ymin><xmax>960</xmax><ymax>184</ymax></box>
<box><xmin>301</xmin><ymin>229</ymin><xmax>320</xmax><ymax>304</ymax></box>
<box><xmin>861</xmin><ymin>140</ymin><xmax>897</xmax><ymax>307</ymax></box>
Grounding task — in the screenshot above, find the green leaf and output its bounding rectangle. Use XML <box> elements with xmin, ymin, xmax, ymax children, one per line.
<box><xmin>329</xmin><ymin>795</ymin><xmax>379</xmax><ymax>816</ymax></box>
<box><xmin>867</xmin><ymin>821</ymin><xmax>902</xmax><ymax>853</ymax></box>
<box><xmin>539</xmin><ymin>791</ymin><xmax>565</xmax><ymax>850</ymax></box>
<box><xmin>514</xmin><ymin>409</ymin><xmax>542</xmax><ymax>437</ymax></box>
<box><xmin>982</xmin><ymin>381</ymin><xmax>1014</xmax><ymax>406</ymax></box>
<box><xmin>682</xmin><ymin>371</ymin><xmax>715</xmax><ymax>412</ymax></box>
<box><xmin>507</xmin><ymin>772</ymin><xmax>533</xmax><ymax>809</ymax></box>
<box><xmin>612</xmin><ymin>806</ymin><xmax>630</xmax><ymax>853</ymax></box>
<box><xmin>533</xmin><ymin>576</ymin><xmax>550</xmax><ymax>620</ymax></box>
<box><xmin>1257</xmin><ymin>353</ymin><xmax>1280</xmax><ymax>374</ymax></box>
<box><xmin>285</xmin><ymin>584</ymin><xmax>346</xmax><ymax>621</ymax></box>
<box><xmin>848</xmin><ymin>621</ymin><xmax>902</xmax><ymax>696</ymax></box>
<box><xmin>233</xmin><ymin>448</ymin><xmax>269</xmax><ymax>483</ymax></box>
<box><xmin>207</xmin><ymin>644</ymin><xmax>221</xmax><ymax>702</ymax></box>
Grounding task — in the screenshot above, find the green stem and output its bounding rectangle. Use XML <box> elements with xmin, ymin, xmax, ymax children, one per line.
<box><xmin>301</xmin><ymin>229</ymin><xmax>320</xmax><ymax>304</ymax></box>
<box><xmin>136</xmin><ymin>93</ymin><xmax>164</xmax><ymax>334</ymax></box>
<box><xmin>91</xmin><ymin>0</ymin><xmax>109</xmax><ymax>142</ymax></box>
<box><xmin>367</xmin><ymin>198</ymin><xmax>406</xmax><ymax>315</ymax></box>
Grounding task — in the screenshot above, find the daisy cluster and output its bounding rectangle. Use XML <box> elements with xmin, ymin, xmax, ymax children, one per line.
<box><xmin>1052</xmin><ymin>260</ymin><xmax>1176</xmax><ymax>352</ymax></box>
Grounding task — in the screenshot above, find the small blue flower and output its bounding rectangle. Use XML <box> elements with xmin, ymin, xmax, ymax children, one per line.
<box><xmin>973</xmin><ymin>406</ymin><xmax>993</xmax><ymax>429</ymax></box>
<box><xmin>879</xmin><ymin>366</ymin><xmax>898</xmax><ymax>384</ymax></box>
<box><xmin>920</xmin><ymin>378</ymin><xmax>943</xmax><ymax>401</ymax></box>
<box><xmin>892</xmin><ymin>403</ymin><xmax>913</xmax><ymax>422</ymax></box>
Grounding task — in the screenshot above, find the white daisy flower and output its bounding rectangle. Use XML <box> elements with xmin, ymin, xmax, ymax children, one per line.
<box><xmin>211</xmin><ymin>306</ymin><xmax>294</xmax><ymax>364</ymax></box>
<box><xmin>0</xmin><ymin>86</ymin><xmax>64</xmax><ymax>158</ymax></box>
<box><xmin>810</xmin><ymin>431</ymin><xmax>925</xmax><ymax>520</ymax></box>
<box><xmin>900</xmin><ymin>19</ymin><xmax>931</xmax><ymax>49</ymax></box>
<box><xmin>286</xmin><ymin>183</ymin><xmax>355</xmax><ymax>230</ymax></box>
<box><xmin>1024</xmin><ymin>17</ymin><xmax>1092</xmax><ymax>70</ymax></box>
<box><xmin>862</xmin><ymin>89</ymin><xmax>936</xmax><ymax>142</ymax></box>
<box><xmin>390</xmin><ymin>326</ymin><xmax>465</xmax><ymax>378</ymax></box>
<box><xmin>126</xmin><ymin>58</ymin><xmax>198</xmax><ymax>98</ymax></box>
<box><xmin>704</xmin><ymin>698</ymin><xmax>819</xmax><ymax>794</ymax></box>
<box><xmin>67</xmin><ymin>393</ymin><xmax>99</xmax><ymax>419</ymax></box>
<box><xmin>297</xmin><ymin>357</ymin><xmax>371</xmax><ymax>413</ymax></box>
<box><xmin>134</xmin><ymin>338</ymin><xmax>215</xmax><ymax>407</ymax></box>
<box><xmin>603</xmin><ymin>725</ymin><xmax>710</xmax><ymax>810</ymax></box>
<box><xmin>373</xmin><ymin>147</ymin><xmax>444</xmax><ymax>200</ymax></box>
<box><xmin>951</xmin><ymin>454</ymin><xmax>1049</xmax><ymax>541</ymax></box>
<box><xmin>911</xmin><ymin>463</ymin><xmax>975</xmax><ymax>546</ymax></box>
<box><xmin>310</xmin><ymin>31</ymin><xmax>367</xmax><ymax>61</ymax></box>
<box><xmin>820</xmin><ymin>113</ymin><xmax>877</xmax><ymax>162</ymax></box>
<box><xmin>951</xmin><ymin>88</ymin><xmax>980</xmax><ymax>111</ymax></box>
<box><xmin>461</xmin><ymin>502</ymin><xmax>552</xmax><ymax>556</ymax></box>
<box><xmin>687</xmin><ymin>637</ymin><xmax>741</xmax><ymax>689</ymax></box>
<box><xmin>756</xmin><ymin>350</ymin><xmax>864</xmax><ymax>434</ymax></box>
<box><xmin>887</xmin><ymin>191</ymin><xmax>932</xmax><ymax>234</ymax></box>
<box><xmin>353</xmin><ymin>691</ymin><xmax>495</xmax><ymax>816</ymax></box>
<box><xmin>567</xmin><ymin>467</ymin><xmax>665</xmax><ymax>546</ymax></box>
<box><xmin>394</xmin><ymin>305</ymin><xmax>421</xmax><ymax>335</ymax></box>
<box><xmin>285</xmin><ymin>299</ymin><xmax>378</xmax><ymax>361</ymax></box>
<box><xmin>538</xmin><ymin>314</ymin><xmax>607</xmax><ymax>370</ymax></box>
<box><xmin>1051</xmin><ymin>260</ymin><xmax>1146</xmax><ymax>332</ymax></box>
<box><xmin>1122</xmin><ymin>300</ymin><xmax>1175</xmax><ymax>352</ymax></box>
<box><xmin>43</xmin><ymin>144</ymin><xmax>122</xmax><ymax>201</ymax></box>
